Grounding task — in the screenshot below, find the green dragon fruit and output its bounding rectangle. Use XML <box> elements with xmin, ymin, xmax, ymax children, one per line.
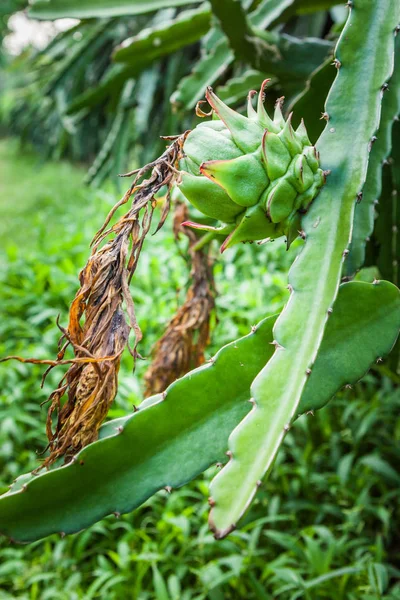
<box><xmin>178</xmin><ymin>80</ymin><xmax>326</xmax><ymax>252</ymax></box>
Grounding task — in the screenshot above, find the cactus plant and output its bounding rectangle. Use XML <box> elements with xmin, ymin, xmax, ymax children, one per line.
<box><xmin>208</xmin><ymin>0</ymin><xmax>399</xmax><ymax>537</ymax></box>
<box><xmin>0</xmin><ymin>280</ymin><xmax>399</xmax><ymax>543</ymax></box>
<box><xmin>0</xmin><ymin>0</ymin><xmax>399</xmax><ymax>545</ymax></box>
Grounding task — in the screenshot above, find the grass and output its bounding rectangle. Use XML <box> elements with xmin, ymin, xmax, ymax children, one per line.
<box><xmin>0</xmin><ymin>137</ymin><xmax>399</xmax><ymax>599</ymax></box>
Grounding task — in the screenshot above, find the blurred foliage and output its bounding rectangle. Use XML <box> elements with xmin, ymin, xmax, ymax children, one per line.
<box><xmin>0</xmin><ymin>0</ymin><xmax>345</xmax><ymax>186</ymax></box>
<box><xmin>0</xmin><ymin>138</ymin><xmax>399</xmax><ymax>599</ymax></box>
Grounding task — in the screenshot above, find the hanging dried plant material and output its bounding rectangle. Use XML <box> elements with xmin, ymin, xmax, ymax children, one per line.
<box><xmin>144</xmin><ymin>202</ymin><xmax>216</xmax><ymax>397</ymax></box>
<box><xmin>1</xmin><ymin>133</ymin><xmax>189</xmax><ymax>468</ymax></box>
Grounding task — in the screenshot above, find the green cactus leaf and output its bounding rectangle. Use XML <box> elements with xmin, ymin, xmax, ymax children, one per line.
<box><xmin>1</xmin><ymin>279</ymin><xmax>399</xmax><ymax>542</ymax></box>
<box><xmin>0</xmin><ymin>318</ymin><xmax>276</xmax><ymax>543</ymax></box>
<box><xmin>209</xmin><ymin>0</ymin><xmax>333</xmax><ymax>81</ymax></box>
<box><xmin>208</xmin><ymin>0</ymin><xmax>400</xmax><ymax>538</ymax></box>
<box><xmin>299</xmin><ymin>280</ymin><xmax>400</xmax><ymax>414</ymax></box>
<box><xmin>375</xmin><ymin>156</ymin><xmax>399</xmax><ymax>287</ymax></box>
<box><xmin>29</xmin><ymin>0</ymin><xmax>202</xmax><ymax>19</ymax></box>
<box><xmin>66</xmin><ymin>64</ymin><xmax>132</xmax><ymax>114</ymax></box>
<box><xmin>217</xmin><ymin>71</ymin><xmax>271</xmax><ymax>106</ymax></box>
<box><xmin>170</xmin><ymin>36</ymin><xmax>234</xmax><ymax>110</ymax></box>
<box><xmin>288</xmin><ymin>59</ymin><xmax>336</xmax><ymax>144</ymax></box>
<box><xmin>171</xmin><ymin>0</ymin><xmax>296</xmax><ymax>110</ymax></box>
<box><xmin>209</xmin><ymin>0</ymin><xmax>256</xmax><ymax>67</ymax></box>
<box><xmin>347</xmin><ymin>35</ymin><xmax>400</xmax><ymax>276</ymax></box>
<box><xmin>113</xmin><ymin>7</ymin><xmax>211</xmax><ymax>65</ymax></box>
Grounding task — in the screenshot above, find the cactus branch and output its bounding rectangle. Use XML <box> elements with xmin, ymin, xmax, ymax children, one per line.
<box><xmin>208</xmin><ymin>0</ymin><xmax>400</xmax><ymax>538</ymax></box>
<box><xmin>346</xmin><ymin>34</ymin><xmax>400</xmax><ymax>276</ymax></box>
<box><xmin>0</xmin><ymin>278</ymin><xmax>399</xmax><ymax>542</ymax></box>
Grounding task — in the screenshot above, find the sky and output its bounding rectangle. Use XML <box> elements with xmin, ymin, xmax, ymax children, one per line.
<box><xmin>4</xmin><ymin>11</ymin><xmax>79</xmax><ymax>54</ymax></box>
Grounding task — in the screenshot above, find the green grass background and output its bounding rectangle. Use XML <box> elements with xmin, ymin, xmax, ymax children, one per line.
<box><xmin>0</xmin><ymin>138</ymin><xmax>399</xmax><ymax>599</ymax></box>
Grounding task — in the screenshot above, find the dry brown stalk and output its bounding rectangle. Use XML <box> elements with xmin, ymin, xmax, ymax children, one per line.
<box><xmin>1</xmin><ymin>133</ymin><xmax>189</xmax><ymax>468</ymax></box>
<box><xmin>144</xmin><ymin>202</ymin><xmax>216</xmax><ymax>397</ymax></box>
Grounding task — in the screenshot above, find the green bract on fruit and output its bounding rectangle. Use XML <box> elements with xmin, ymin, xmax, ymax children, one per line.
<box><xmin>178</xmin><ymin>80</ymin><xmax>326</xmax><ymax>252</ymax></box>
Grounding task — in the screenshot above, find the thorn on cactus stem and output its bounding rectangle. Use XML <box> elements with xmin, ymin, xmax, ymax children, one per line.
<box><xmin>251</xmin><ymin>325</ymin><xmax>257</xmax><ymax>333</ymax></box>
<box><xmin>373</xmin><ymin>279</ymin><xmax>380</xmax><ymax>285</ymax></box>
<box><xmin>320</xmin><ymin>112</ymin><xmax>329</xmax><ymax>121</ymax></box>
<box><xmin>376</xmin><ymin>357</ymin><xmax>383</xmax><ymax>363</ymax></box>
<box><xmin>306</xmin><ymin>410</ymin><xmax>314</xmax><ymax>416</ymax></box>
<box><xmin>395</xmin><ymin>24</ymin><xmax>400</xmax><ymax>35</ymax></box>
<box><xmin>283</xmin><ymin>424</ymin><xmax>290</xmax><ymax>432</ymax></box>
<box><xmin>132</xmin><ymin>404</ymin><xmax>139</xmax><ymax>412</ymax></box>
<box><xmin>327</xmin><ymin>307</ymin><xmax>333</xmax><ymax>314</ymax></box>
<box><xmin>287</xmin><ymin>284</ymin><xmax>293</xmax><ymax>293</ymax></box>
<box><xmin>343</xmin><ymin>249</ymin><xmax>349</xmax><ymax>257</ymax></box>
<box><xmin>162</xmin><ymin>391</ymin><xmax>167</xmax><ymax>400</ymax></box>
<box><xmin>368</xmin><ymin>136</ymin><xmax>377</xmax><ymax>152</ymax></box>
<box><xmin>226</xmin><ymin>450</ymin><xmax>233</xmax><ymax>459</ymax></box>
<box><xmin>60</xmin><ymin>532</ymin><xmax>66</xmax><ymax>538</ymax></box>
<box><xmin>256</xmin><ymin>480</ymin><xmax>262</xmax><ymax>487</ymax></box>
<box><xmin>165</xmin><ymin>486</ymin><xmax>172</xmax><ymax>493</ymax></box>
<box><xmin>374</xmin><ymin>199</ymin><xmax>379</xmax><ymax>205</ymax></box>
<box><xmin>298</xmin><ymin>230</ymin><xmax>306</xmax><ymax>240</ymax></box>
<box><xmin>117</xmin><ymin>426</ymin><xmax>124</xmax><ymax>434</ymax></box>
<box><xmin>20</xmin><ymin>484</ymin><xmax>27</xmax><ymax>493</ymax></box>
<box><xmin>332</xmin><ymin>59</ymin><xmax>341</xmax><ymax>69</ymax></box>
<box><xmin>248</xmin><ymin>397</ymin><xmax>256</xmax><ymax>406</ymax></box>
<box><xmin>345</xmin><ymin>384</ymin><xmax>353</xmax><ymax>389</ymax></box>
<box><xmin>216</xmin><ymin>462</ymin><xmax>223</xmax><ymax>468</ymax></box>
<box><xmin>113</xmin><ymin>511</ymin><xmax>121</xmax><ymax>518</ymax></box>
<box><xmin>271</xmin><ymin>339</ymin><xmax>284</xmax><ymax>350</ymax></box>
<box><xmin>345</xmin><ymin>0</ymin><xmax>352</xmax><ymax>7</ymax></box>
<box><xmin>306</xmin><ymin>368</ymin><xmax>312</xmax><ymax>375</ymax></box>
<box><xmin>356</xmin><ymin>192</ymin><xmax>363</xmax><ymax>203</ymax></box>
<box><xmin>79</xmin><ymin>460</ymin><xmax>85</xmax><ymax>466</ymax></box>
<box><xmin>381</xmin><ymin>83</ymin><xmax>389</xmax><ymax>92</ymax></box>
<box><xmin>208</xmin><ymin>497</ymin><xmax>216</xmax><ymax>507</ymax></box>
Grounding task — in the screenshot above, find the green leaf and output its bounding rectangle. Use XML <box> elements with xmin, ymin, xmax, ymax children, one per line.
<box><xmin>0</xmin><ymin>317</ymin><xmax>276</xmax><ymax>542</ymax></box>
<box><xmin>170</xmin><ymin>36</ymin><xmax>233</xmax><ymax>110</ymax></box>
<box><xmin>113</xmin><ymin>6</ymin><xmax>211</xmax><ymax>65</ymax></box>
<box><xmin>209</xmin><ymin>0</ymin><xmax>255</xmax><ymax>65</ymax></box>
<box><xmin>208</xmin><ymin>0</ymin><xmax>400</xmax><ymax>538</ymax></box>
<box><xmin>28</xmin><ymin>0</ymin><xmax>202</xmax><ymax>20</ymax></box>
<box><xmin>209</xmin><ymin>0</ymin><xmax>332</xmax><ymax>80</ymax></box>
<box><xmin>216</xmin><ymin>70</ymin><xmax>273</xmax><ymax>105</ymax></box>
<box><xmin>299</xmin><ymin>281</ymin><xmax>400</xmax><ymax>415</ymax></box>
<box><xmin>287</xmin><ymin>58</ymin><xmax>336</xmax><ymax>144</ymax></box>
<box><xmin>347</xmin><ymin>35</ymin><xmax>400</xmax><ymax>276</ymax></box>
<box><xmin>170</xmin><ymin>0</ymin><xmax>295</xmax><ymax>110</ymax></box>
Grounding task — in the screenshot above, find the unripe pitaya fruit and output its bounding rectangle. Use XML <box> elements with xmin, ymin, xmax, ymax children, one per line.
<box><xmin>178</xmin><ymin>80</ymin><xmax>326</xmax><ymax>252</ymax></box>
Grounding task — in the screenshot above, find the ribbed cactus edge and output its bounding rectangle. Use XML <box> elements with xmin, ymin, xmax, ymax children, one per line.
<box><xmin>208</xmin><ymin>0</ymin><xmax>400</xmax><ymax>538</ymax></box>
